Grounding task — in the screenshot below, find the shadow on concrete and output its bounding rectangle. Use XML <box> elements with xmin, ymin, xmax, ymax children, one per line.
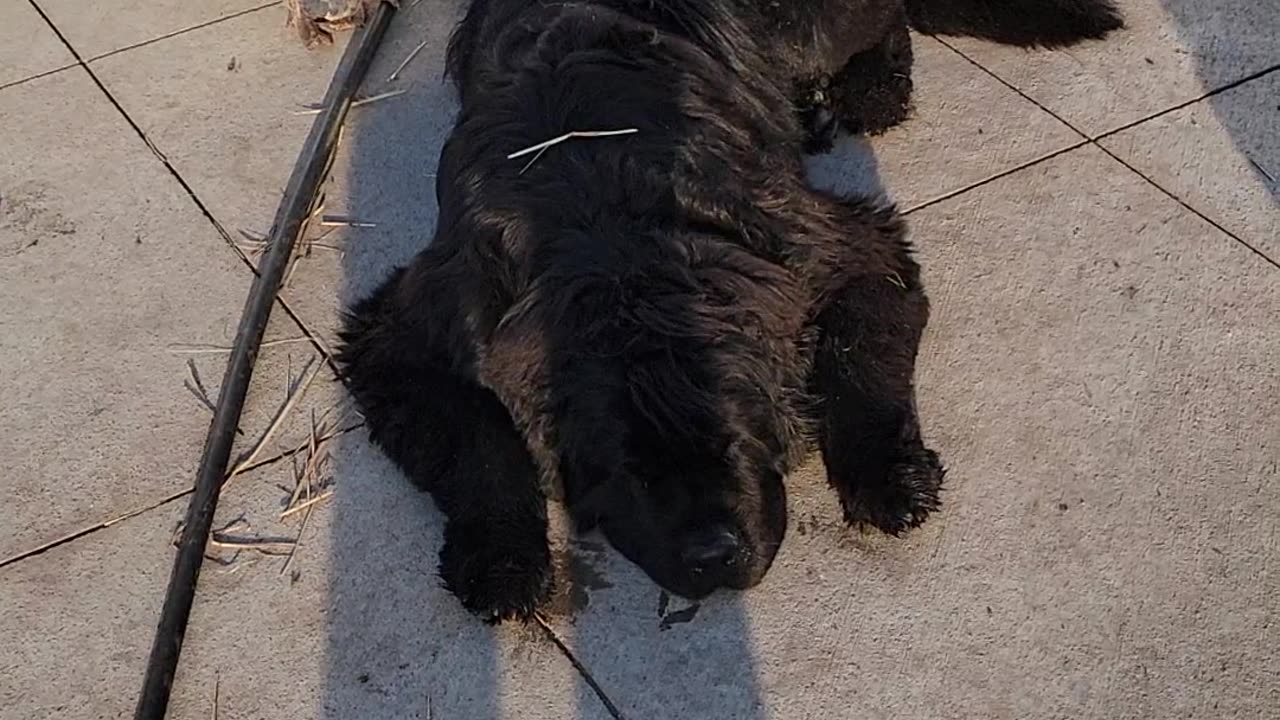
<box><xmin>1157</xmin><ymin>0</ymin><xmax>1279</xmax><ymax>202</ymax></box>
<box><xmin>319</xmin><ymin>2</ymin><xmax>889</xmax><ymax>717</ymax></box>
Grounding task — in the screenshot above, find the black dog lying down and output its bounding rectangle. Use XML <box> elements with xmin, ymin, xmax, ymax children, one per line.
<box><xmin>337</xmin><ymin>0</ymin><xmax>1122</xmax><ymax>621</ymax></box>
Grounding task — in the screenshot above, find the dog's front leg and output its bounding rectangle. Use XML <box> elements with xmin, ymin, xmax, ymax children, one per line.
<box><xmin>357</xmin><ymin>362</ymin><xmax>553</xmax><ymax>621</ymax></box>
<box><xmin>338</xmin><ymin>278</ymin><xmax>552</xmax><ymax>623</ymax></box>
<box><xmin>808</xmin><ymin>213</ymin><xmax>943</xmax><ymax>534</ymax></box>
<box><xmin>363</xmin><ymin>362</ymin><xmax>553</xmax><ymax>621</ymax></box>
<box><xmin>812</xmin><ymin>271</ymin><xmax>944</xmax><ymax>534</ymax></box>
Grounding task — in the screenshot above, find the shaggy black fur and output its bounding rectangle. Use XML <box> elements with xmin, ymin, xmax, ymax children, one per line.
<box><xmin>336</xmin><ymin>0</ymin><xmax>1123</xmax><ymax>621</ymax></box>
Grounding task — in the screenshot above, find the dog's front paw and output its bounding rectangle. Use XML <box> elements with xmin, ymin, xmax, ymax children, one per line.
<box><xmin>439</xmin><ymin>522</ymin><xmax>552</xmax><ymax>623</ymax></box>
<box><xmin>832</xmin><ymin>447</ymin><xmax>944</xmax><ymax>536</ymax></box>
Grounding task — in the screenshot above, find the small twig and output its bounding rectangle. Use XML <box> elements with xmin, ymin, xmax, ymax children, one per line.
<box><xmin>185</xmin><ymin>356</ymin><xmax>212</xmax><ymax>404</ymax></box>
<box><xmin>296</xmin><ymin>193</ymin><xmax>326</xmax><ymax>247</ymax></box>
<box><xmin>184</xmin><ymin>358</ymin><xmax>214</xmax><ymax>411</ymax></box>
<box><xmin>183</xmin><ymin>360</ymin><xmax>245</xmax><ymax>435</ymax></box>
<box><xmin>291</xmin><ymin>89</ymin><xmax>407</xmax><ymax>115</ymax></box>
<box><xmin>209</xmin><ymin>535</ymin><xmax>296</xmax><ymax>555</ymax></box>
<box><xmin>519</xmin><ymin>145</ymin><xmax>549</xmax><ymax>176</ymax></box>
<box><xmin>282</xmin><ymin>410</ymin><xmax>333</xmax><ymax>515</ymax></box>
<box><xmin>226</xmin><ymin>357</ymin><xmax>322</xmax><ymax>479</ymax></box>
<box><xmin>388</xmin><ymin>39</ymin><xmax>428</xmax><ymax>82</ymax></box>
<box><xmin>279</xmin><ymin>504</ymin><xmax>314</xmax><ymax>576</ymax></box>
<box><xmin>282</xmin><ymin>253</ymin><xmax>305</xmax><ymax>288</ymax></box>
<box><xmin>220</xmin><ymin>555</ymin><xmax>259</xmax><ymax>574</ymax></box>
<box><xmin>280</xmin><ymin>490</ymin><xmax>333</xmax><ymax>519</ymax></box>
<box><xmin>533</xmin><ymin>613</ymin><xmax>627</xmax><ymax>718</ymax></box>
<box><xmin>320</xmin><ymin>215</ymin><xmax>378</xmax><ymax>228</ymax></box>
<box><xmin>278</xmin><ymin>191</ymin><xmax>327</xmax><ymax>281</ymax></box>
<box><xmin>215</xmin><ymin>515</ymin><xmax>250</xmax><ymax>536</ymax></box>
<box><xmin>168</xmin><ymin>337</ymin><xmax>310</xmax><ymax>355</ymax></box>
<box><xmin>235</xmin><ymin>228</ymin><xmax>271</xmax><ymax>259</ymax></box>
<box><xmin>506</xmin><ymin>128</ymin><xmax>639</xmax><ymax>159</ymax></box>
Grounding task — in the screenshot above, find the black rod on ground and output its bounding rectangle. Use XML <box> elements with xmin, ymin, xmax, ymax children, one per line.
<box><xmin>132</xmin><ymin>5</ymin><xmax>397</xmax><ymax>718</ymax></box>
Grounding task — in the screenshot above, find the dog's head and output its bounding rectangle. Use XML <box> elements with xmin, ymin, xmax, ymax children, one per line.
<box><xmin>571</xmin><ymin>378</ymin><xmax>796</xmax><ymax>600</ymax></box>
<box><xmin>490</xmin><ymin>227</ymin><xmax>810</xmax><ymax>599</ymax></box>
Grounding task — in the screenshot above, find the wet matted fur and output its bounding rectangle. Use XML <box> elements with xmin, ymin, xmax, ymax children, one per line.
<box><xmin>336</xmin><ymin>0</ymin><xmax>1123</xmax><ymax>621</ymax></box>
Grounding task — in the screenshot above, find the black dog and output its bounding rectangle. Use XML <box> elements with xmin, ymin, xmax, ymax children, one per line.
<box><xmin>337</xmin><ymin>0</ymin><xmax>1122</xmax><ymax>621</ymax></box>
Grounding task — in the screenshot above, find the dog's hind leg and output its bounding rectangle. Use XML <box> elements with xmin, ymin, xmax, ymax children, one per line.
<box><xmin>337</xmin><ymin>272</ymin><xmax>552</xmax><ymax>622</ymax></box>
<box><xmin>904</xmin><ymin>0</ymin><xmax>1124</xmax><ymax>48</ymax></box>
<box><xmin>790</xmin><ymin>4</ymin><xmax>915</xmax><ymax>149</ymax></box>
<box><xmin>827</xmin><ymin>15</ymin><xmax>916</xmax><ymax>138</ymax></box>
<box><xmin>809</xmin><ymin>206</ymin><xmax>943</xmax><ymax>535</ymax></box>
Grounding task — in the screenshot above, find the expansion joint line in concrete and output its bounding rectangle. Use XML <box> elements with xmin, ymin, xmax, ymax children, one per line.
<box><xmin>935</xmin><ymin>37</ymin><xmax>1280</xmax><ymax>273</ymax></box>
<box><xmin>0</xmin><ymin>422</ymin><xmax>363</xmax><ymax>570</ymax></box>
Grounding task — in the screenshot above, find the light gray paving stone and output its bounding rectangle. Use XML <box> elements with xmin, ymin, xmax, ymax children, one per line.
<box><xmin>0</xmin><ymin>500</ymin><xmax>185</xmax><ymax>719</ymax></box>
<box><xmin>945</xmin><ymin>0</ymin><xmax>1280</xmax><ymax>137</ymax></box>
<box><xmin>543</xmin><ymin>146</ymin><xmax>1280</xmax><ymax>719</ymax></box>
<box><xmin>88</xmin><ymin>6</ymin><xmax>344</xmax><ymax>237</ymax></box>
<box><xmin>0</xmin><ymin>0</ymin><xmax>74</xmax><ymax>87</ymax></box>
<box><xmin>89</xmin><ymin>4</ymin><xmax>359</xmax><ymax>344</ymax></box>
<box><xmin>0</xmin><ymin>67</ymin><xmax>340</xmax><ymax>561</ymax></box>
<box><xmin>37</xmin><ymin>0</ymin><xmax>274</xmax><ymax>60</ymax></box>
<box><xmin>1100</xmin><ymin>70</ymin><xmax>1279</xmax><ymax>259</ymax></box>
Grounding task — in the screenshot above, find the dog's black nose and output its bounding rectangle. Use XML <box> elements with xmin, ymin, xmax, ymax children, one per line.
<box><xmin>680</xmin><ymin>529</ymin><xmax>742</xmax><ymax>573</ymax></box>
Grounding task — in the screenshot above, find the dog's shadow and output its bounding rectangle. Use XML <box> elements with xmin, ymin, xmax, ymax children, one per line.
<box><xmin>320</xmin><ymin>2</ymin><xmax>888</xmax><ymax>717</ymax></box>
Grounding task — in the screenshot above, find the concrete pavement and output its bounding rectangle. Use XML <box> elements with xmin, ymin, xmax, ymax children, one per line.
<box><xmin>0</xmin><ymin>1</ymin><xmax>1276</xmax><ymax>718</ymax></box>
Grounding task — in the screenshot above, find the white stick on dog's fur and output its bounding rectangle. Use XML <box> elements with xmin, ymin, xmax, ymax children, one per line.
<box><xmin>506</xmin><ymin>128</ymin><xmax>639</xmax><ymax>159</ymax></box>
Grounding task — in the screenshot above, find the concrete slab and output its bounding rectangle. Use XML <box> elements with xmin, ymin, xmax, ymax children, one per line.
<box><xmin>89</xmin><ymin>5</ymin><xmax>352</xmax><ymax>341</ymax></box>
<box><xmin>946</xmin><ymin>0</ymin><xmax>1280</xmax><ymax>137</ymax></box>
<box><xmin>0</xmin><ymin>0</ymin><xmax>74</xmax><ymax>87</ymax></box>
<box><xmin>0</xmin><ymin>67</ymin><xmax>342</xmax><ymax>562</ymax></box>
<box><xmin>36</xmin><ymin>0</ymin><xmax>274</xmax><ymax>60</ymax></box>
<box><xmin>88</xmin><ymin>6</ymin><xmax>343</xmax><ymax>235</ymax></box>
<box><xmin>0</xmin><ymin>499</ymin><xmax>185</xmax><ymax>718</ymax></box>
<box><xmin>1100</xmin><ymin>71</ymin><xmax>1279</xmax><ymax>259</ymax></box>
<box><xmin>542</xmin><ymin>146</ymin><xmax>1280</xmax><ymax>718</ymax></box>
<box><xmin>165</xmin><ymin>429</ymin><xmax>613</xmax><ymax>719</ymax></box>
<box><xmin>806</xmin><ymin>35</ymin><xmax>1080</xmax><ymax>209</ymax></box>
